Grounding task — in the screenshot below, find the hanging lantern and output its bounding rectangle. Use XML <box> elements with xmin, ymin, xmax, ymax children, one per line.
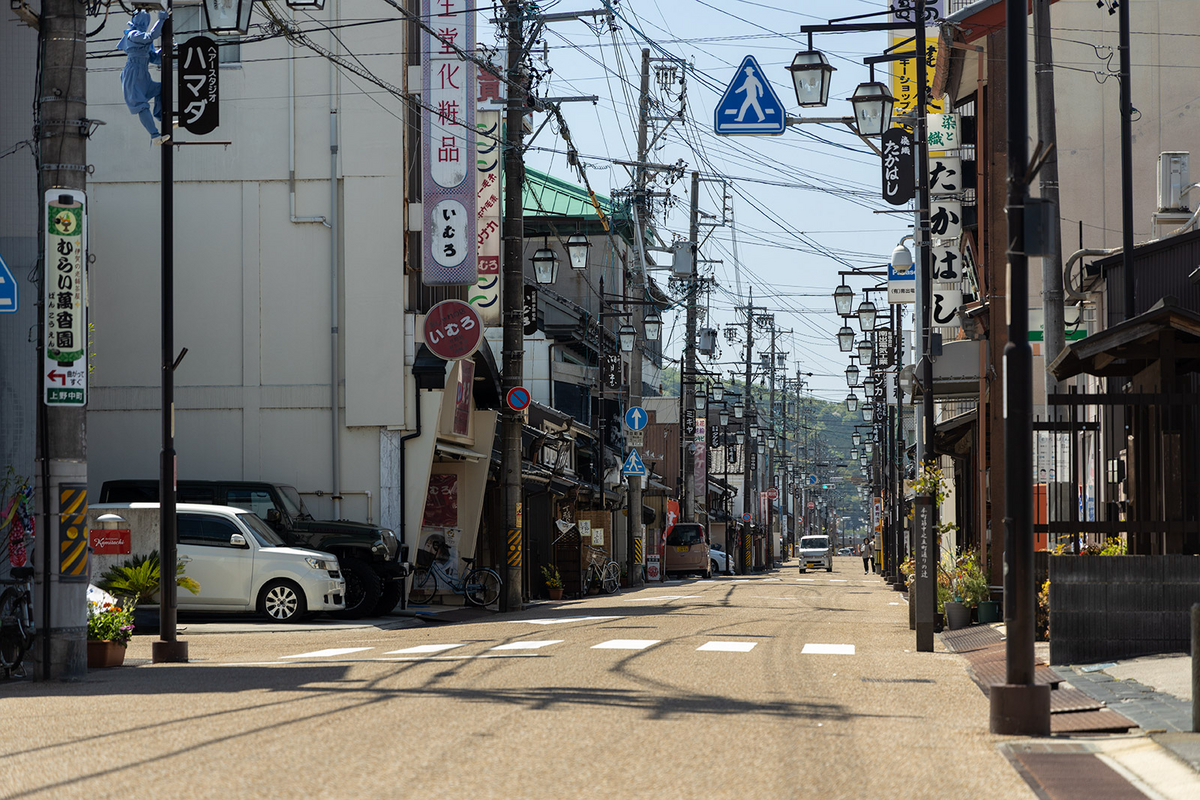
<box><xmin>565</xmin><ymin>233</ymin><xmax>590</xmax><ymax>271</ymax></box>
<box><xmin>531</xmin><ymin>246</ymin><xmax>559</xmax><ymax>285</ymax></box>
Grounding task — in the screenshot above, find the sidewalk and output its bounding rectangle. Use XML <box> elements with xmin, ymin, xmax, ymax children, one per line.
<box><xmin>940</xmin><ymin>618</ymin><xmax>1200</xmax><ymax>798</ymax></box>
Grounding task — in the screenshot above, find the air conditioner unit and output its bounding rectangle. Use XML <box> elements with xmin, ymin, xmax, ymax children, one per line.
<box><xmin>1156</xmin><ymin>151</ymin><xmax>1189</xmax><ymax>211</ymax></box>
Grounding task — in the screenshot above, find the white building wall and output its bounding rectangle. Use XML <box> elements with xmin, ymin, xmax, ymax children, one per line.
<box><xmin>84</xmin><ymin>1</ymin><xmax>410</xmax><ymax>523</ymax></box>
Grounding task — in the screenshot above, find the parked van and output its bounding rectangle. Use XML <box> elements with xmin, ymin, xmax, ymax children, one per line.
<box><xmin>663</xmin><ymin>523</ymin><xmax>711</xmax><ymax>579</ymax></box>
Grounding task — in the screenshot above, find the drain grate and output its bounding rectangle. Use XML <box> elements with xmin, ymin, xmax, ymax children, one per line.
<box><xmin>861</xmin><ymin>677</ymin><xmax>934</xmax><ymax>684</ymax></box>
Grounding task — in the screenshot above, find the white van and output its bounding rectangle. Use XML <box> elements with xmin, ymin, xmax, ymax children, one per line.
<box><xmin>90</xmin><ymin>503</ymin><xmax>345</xmax><ymax>622</ymax></box>
<box><xmin>798</xmin><ymin>535</ymin><xmax>832</xmax><ymax>573</ymax></box>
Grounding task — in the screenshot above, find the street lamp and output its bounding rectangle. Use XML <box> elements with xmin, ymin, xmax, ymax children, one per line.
<box><xmin>643</xmin><ymin>310</ymin><xmax>662</xmax><ymax>341</ymax></box>
<box><xmin>736</xmin><ymin>429</ymin><xmax>746</xmax><ymax>446</ymax></box>
<box><xmin>565</xmin><ymin>233</ymin><xmax>590</xmax><ymax>271</ymax></box>
<box><xmin>845</xmin><ymin>362</ymin><xmax>860</xmax><ymax>388</ymax></box>
<box><xmin>857</xmin><ymin>299</ymin><xmax>877</xmax><ymax>332</ymax></box>
<box><xmin>860</xmin><ymin>454</ymin><xmax>869</xmax><ymax>467</ymax></box>
<box><xmin>757</xmin><ymin>440</ymin><xmax>766</xmax><ymax>456</ymax></box>
<box><xmin>837</xmin><ymin>325</ymin><xmax>855</xmax><ymax>352</ymax></box>
<box><xmin>719</xmin><ymin>407</ymin><xmax>730</xmax><ymax>426</ymax></box>
<box><xmin>531</xmin><ymin>245</ymin><xmax>559</xmax><ymax>285</ymax></box>
<box><xmin>852</xmin><ymin>431</ymin><xmax>861</xmax><ymax>447</ymax></box>
<box><xmin>787</xmin><ymin>49</ymin><xmax>836</xmax><ymax>107</ymax></box>
<box><xmin>850</xmin><ymin>448</ymin><xmax>859</xmax><ymax>461</ymax></box>
<box><xmin>712</xmin><ymin>382</ymin><xmax>725</xmax><ymax>402</ymax></box>
<box><xmin>863</xmin><ymin>375</ymin><xmax>875</xmax><ymax>396</ymax></box>
<box><xmin>203</xmin><ymin>0</ymin><xmax>255</xmax><ymax>35</ymax></box>
<box><xmin>734</xmin><ymin>400</ymin><xmax>745</xmax><ymax>419</ymax></box>
<box><xmin>618</xmin><ymin>323</ymin><xmax>636</xmax><ymax>353</ymax></box>
<box><xmin>833</xmin><ymin>283</ymin><xmax>854</xmax><ymax>316</ymax></box>
<box><xmin>695</xmin><ymin>387</ymin><xmax>707</xmax><ymax>412</ymax></box>
<box><xmin>857</xmin><ymin>338</ymin><xmax>873</xmax><ymax>365</ymax></box>
<box><xmin>768</xmin><ymin>434</ymin><xmax>777</xmax><ymax>449</ymax></box>
<box><xmin>845</xmin><ymin>393</ymin><xmax>859</xmax><ymax>413</ymax></box>
<box><xmin>849</xmin><ymin>81</ymin><xmax>895</xmax><ymax>137</ymax></box>
<box><xmin>862</xmin><ymin>404</ymin><xmax>874</xmax><ymax>423</ymax></box>
<box><xmin>750</xmin><ymin>421</ymin><xmax>759</xmax><ymax>439</ymax></box>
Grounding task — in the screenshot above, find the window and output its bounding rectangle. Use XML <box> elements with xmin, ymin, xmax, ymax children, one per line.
<box><xmin>178</xmin><ymin>514</ymin><xmax>242</xmax><ymax>547</ymax></box>
<box><xmin>172</xmin><ymin>4</ymin><xmax>240</xmax><ymax>64</ymax></box>
<box><xmin>665</xmin><ymin>524</ymin><xmax>706</xmax><ymax>547</ymax></box>
<box><xmin>226</xmin><ymin>489</ymin><xmax>275</xmax><ymax>521</ymax></box>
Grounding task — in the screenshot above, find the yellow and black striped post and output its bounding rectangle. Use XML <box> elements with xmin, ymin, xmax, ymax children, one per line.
<box><xmin>58</xmin><ymin>485</ymin><xmax>88</xmax><ymax>578</ymax></box>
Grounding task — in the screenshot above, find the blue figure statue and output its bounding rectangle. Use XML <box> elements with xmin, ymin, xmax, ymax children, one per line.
<box><xmin>118</xmin><ymin>10</ymin><xmax>167</xmax><ymax>141</ymax></box>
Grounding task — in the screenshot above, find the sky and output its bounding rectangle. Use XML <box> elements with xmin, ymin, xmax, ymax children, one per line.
<box><xmin>513</xmin><ymin>0</ymin><xmax>914</xmax><ymax>408</ymax></box>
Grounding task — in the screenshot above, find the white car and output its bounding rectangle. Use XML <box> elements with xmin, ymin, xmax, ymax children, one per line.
<box><xmin>798</xmin><ymin>534</ymin><xmax>833</xmax><ymax>573</ymax></box>
<box><xmin>92</xmin><ymin>502</ymin><xmax>345</xmax><ymax>622</ymax></box>
<box><xmin>709</xmin><ymin>542</ymin><xmax>734</xmax><ymax>575</ymax></box>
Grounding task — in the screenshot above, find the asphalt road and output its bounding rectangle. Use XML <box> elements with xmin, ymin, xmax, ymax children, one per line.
<box><xmin>0</xmin><ymin>557</ymin><xmax>1034</xmax><ymax>799</ymax></box>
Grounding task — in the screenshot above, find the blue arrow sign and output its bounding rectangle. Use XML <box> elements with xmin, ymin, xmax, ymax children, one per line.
<box><xmin>625</xmin><ymin>406</ymin><xmax>648</xmax><ymax>431</ymax></box>
<box><xmin>622</xmin><ymin>449</ymin><xmax>647</xmax><ymax>476</ymax></box>
<box><xmin>0</xmin><ymin>253</ymin><xmax>17</xmax><ymax>314</ymax></box>
<box><xmin>714</xmin><ymin>55</ymin><xmax>787</xmax><ymax>136</ymax></box>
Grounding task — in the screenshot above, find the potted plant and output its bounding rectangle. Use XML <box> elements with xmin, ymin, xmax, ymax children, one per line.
<box><xmin>99</xmin><ymin>551</ymin><xmax>201</xmax><ymax>628</ymax></box>
<box><xmin>540</xmin><ymin>564</ymin><xmax>564</xmax><ymax>601</ymax></box>
<box><xmin>86</xmin><ymin>599</ymin><xmax>135</xmax><ymax>668</ymax></box>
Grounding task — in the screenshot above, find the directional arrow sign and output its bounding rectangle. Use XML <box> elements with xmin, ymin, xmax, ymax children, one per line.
<box><xmin>622</xmin><ymin>449</ymin><xmax>647</xmax><ymax>476</ymax></box>
<box><xmin>625</xmin><ymin>406</ymin><xmax>648</xmax><ymax>431</ymax></box>
<box><xmin>0</xmin><ymin>253</ymin><xmax>17</xmax><ymax>313</ymax></box>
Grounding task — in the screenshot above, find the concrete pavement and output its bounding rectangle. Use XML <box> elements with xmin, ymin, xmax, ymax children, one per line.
<box><xmin>0</xmin><ymin>556</ymin><xmax>1194</xmax><ymax>799</ymax></box>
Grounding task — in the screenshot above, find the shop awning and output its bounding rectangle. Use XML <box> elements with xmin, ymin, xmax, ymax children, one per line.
<box><xmin>435</xmin><ymin>442</ymin><xmax>490</xmax><ymax>461</ymax></box>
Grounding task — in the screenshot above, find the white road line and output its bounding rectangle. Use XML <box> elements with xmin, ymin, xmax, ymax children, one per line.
<box><xmin>384</xmin><ymin>643</ymin><xmax>465</xmax><ymax>655</ymax></box>
<box><xmin>732</xmin><ymin>579</ymin><xmax>751</xmax><ymax>583</ymax></box>
<box><xmin>508</xmin><ymin>615</ymin><xmax>624</xmax><ymax>625</ymax></box>
<box><xmin>830</xmin><ymin>579</ymin><xmax>848</xmax><ymax>583</ymax></box>
<box><xmin>281</xmin><ymin>647</ymin><xmax>374</xmax><ymax>659</ymax></box>
<box><xmin>591</xmin><ymin>639</ymin><xmax>660</xmax><ymax>650</ymax></box>
<box><xmin>802</xmin><ymin>643</ymin><xmax>856</xmax><ymax>655</ymax></box>
<box><xmin>623</xmin><ymin>595</ymin><xmax>699</xmax><ymax>602</ymax></box>
<box><xmin>762</xmin><ymin>578</ymin><xmax>782</xmax><ymax>582</ymax></box>
<box><xmin>697</xmin><ymin>641</ymin><xmax>757</xmax><ymax>652</ymax></box>
<box><xmin>797</xmin><ymin>578</ymin><xmax>815</xmax><ymax>582</ymax></box>
<box><xmin>487</xmin><ymin>640</ymin><xmax>563</xmax><ymax>651</ymax></box>
<box><xmin>888</xmin><ymin>602</ymin><xmax>901</xmax><ymax>606</ymax></box>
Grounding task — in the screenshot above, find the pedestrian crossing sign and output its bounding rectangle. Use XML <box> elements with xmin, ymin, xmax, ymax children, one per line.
<box><xmin>622</xmin><ymin>449</ymin><xmax>646</xmax><ymax>477</ymax></box>
<box><xmin>714</xmin><ymin>55</ymin><xmax>787</xmax><ymax>136</ymax></box>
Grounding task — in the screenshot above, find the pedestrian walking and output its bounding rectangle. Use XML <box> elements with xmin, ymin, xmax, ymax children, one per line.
<box><xmin>861</xmin><ymin>537</ymin><xmax>874</xmax><ymax>574</ymax></box>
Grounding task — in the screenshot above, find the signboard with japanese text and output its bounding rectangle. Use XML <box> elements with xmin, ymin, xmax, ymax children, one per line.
<box><xmin>931</xmin><ymin>244</ymin><xmax>962</xmax><ymax>281</ymax></box>
<box><xmin>422</xmin><ymin>473</ymin><xmax>459</xmax><ymax>528</ymax></box>
<box><xmin>881</xmin><ymin>128</ymin><xmax>914</xmax><ymax>206</ymax></box>
<box><xmin>423</xmin><ymin>299</ymin><xmax>483</xmax><ymax>360</ymax></box>
<box><xmin>888</xmin><ymin>254</ymin><xmax>916</xmax><ymax>305</ymax></box>
<box><xmin>929</xmin><ymin>199</ymin><xmax>962</xmax><ymax>240</ymax></box>
<box><xmin>601</xmin><ymin>353</ymin><xmax>620</xmax><ymax>390</ymax></box>
<box><xmin>421</xmin><ymin>0</ymin><xmax>477</xmax><ymax>286</ymax></box>
<box><xmin>178</xmin><ymin>36</ymin><xmax>219</xmax><ymax>135</ymax></box>
<box><xmin>44</xmin><ymin>190</ymin><xmax>87</xmax><ymax>406</ymax></box>
<box><xmin>928</xmin><ymin>155</ymin><xmax>962</xmax><ymax>196</ymax></box>
<box><xmin>522</xmin><ymin>285</ymin><xmax>538</xmax><ymax>335</ymax></box>
<box><xmin>470</xmin><ymin>103</ymin><xmax>501</xmax><ymax>325</ymax></box>
<box><xmin>891</xmin><ymin>0</ymin><xmax>943</xmax><ymax>23</ymax></box>
<box><xmin>931</xmin><ymin>289</ymin><xmax>963</xmax><ymax>327</ymax></box>
<box><xmin>695</xmin><ymin>418</ymin><xmax>707</xmax><ymax>503</ymax></box>
<box><xmin>683</xmin><ymin>408</ymin><xmax>696</xmax><ymax>437</ymax></box>
<box><xmin>926</xmin><ymin>112</ymin><xmax>960</xmax><ymax>152</ymax></box>
<box><xmin>888</xmin><ymin>30</ymin><xmax>944</xmax><ymax>123</ymax></box>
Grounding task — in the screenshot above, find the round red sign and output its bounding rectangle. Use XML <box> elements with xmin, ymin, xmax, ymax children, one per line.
<box><xmin>767</xmin><ymin>488</ymin><xmax>778</xmax><ymax>499</ymax></box>
<box><xmin>423</xmin><ymin>300</ymin><xmax>483</xmax><ymax>361</ymax></box>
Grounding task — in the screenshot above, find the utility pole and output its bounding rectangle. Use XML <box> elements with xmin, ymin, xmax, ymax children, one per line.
<box><xmin>766</xmin><ymin>322</ymin><xmax>777</xmax><ymax>566</ymax></box>
<box><xmin>682</xmin><ymin>170</ymin><xmax>700</xmax><ymax>522</ymax></box>
<box><xmin>625</xmin><ymin>48</ymin><xmax>651</xmax><ymax>586</ymax></box>
<box><xmin>741</xmin><ymin>290</ymin><xmax>754</xmax><ymax>574</ymax></box>
<box><xmin>36</xmin><ymin>0</ymin><xmax>89</xmax><ymax>679</ymax></box>
<box><xmin>501</xmin><ymin>0</ymin><xmax>527</xmax><ymax>610</ymax></box>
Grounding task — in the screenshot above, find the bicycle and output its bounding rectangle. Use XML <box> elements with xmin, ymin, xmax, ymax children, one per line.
<box><xmin>583</xmin><ymin>545</ymin><xmax>620</xmax><ymax>595</ymax></box>
<box><xmin>408</xmin><ymin>543</ymin><xmax>502</xmax><ymax>607</ymax></box>
<box><xmin>1</xmin><ymin>566</ymin><xmax>36</xmax><ymax>679</ymax></box>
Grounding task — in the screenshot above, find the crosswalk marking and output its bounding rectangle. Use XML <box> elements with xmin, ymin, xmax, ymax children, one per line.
<box><xmin>802</xmin><ymin>643</ymin><xmax>855</xmax><ymax>655</ymax></box>
<box><xmin>488</xmin><ymin>640</ymin><xmax>563</xmax><ymax>651</ymax></box>
<box><xmin>281</xmin><ymin>647</ymin><xmax>374</xmax><ymax>659</ymax></box>
<box><xmin>591</xmin><ymin>639</ymin><xmax>659</xmax><ymax>650</ymax></box>
<box><xmin>697</xmin><ymin>641</ymin><xmax>756</xmax><ymax>652</ymax></box>
<box><xmin>510</xmin><ymin>615</ymin><xmax>623</xmax><ymax>625</ymax></box>
<box><xmin>384</xmin><ymin>643</ymin><xmax>465</xmax><ymax>655</ymax></box>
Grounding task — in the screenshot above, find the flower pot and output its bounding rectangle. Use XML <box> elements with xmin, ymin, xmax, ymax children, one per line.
<box><xmin>944</xmin><ymin>601</ymin><xmax>971</xmax><ymax>630</ymax></box>
<box><xmin>87</xmin><ymin>639</ymin><xmax>127</xmax><ymax>669</ymax></box>
<box><xmin>547</xmin><ymin>587</ymin><xmax>563</xmax><ymax>601</ymax></box>
<box><xmin>976</xmin><ymin>600</ymin><xmax>1001</xmax><ymax>624</ymax></box>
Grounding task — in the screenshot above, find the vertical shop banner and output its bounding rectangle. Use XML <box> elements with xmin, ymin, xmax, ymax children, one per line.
<box><xmin>44</xmin><ymin>190</ymin><xmax>87</xmax><ymax>406</ymax></box>
<box><xmin>471</xmin><ymin>101</ymin><xmax>502</xmax><ymax>324</ymax></box>
<box><xmin>888</xmin><ymin>29</ymin><xmax>944</xmax><ymax>124</ymax></box>
<box><xmin>662</xmin><ymin>499</ymin><xmax>679</xmax><ymax>551</ymax></box>
<box><xmin>177</xmin><ymin>36</ymin><xmax>219</xmax><ymax>135</ymax></box>
<box><xmin>422</xmin><ymin>0</ymin><xmax>476</xmax><ymax>286</ymax></box>
<box><xmin>694</xmin><ymin>418</ymin><xmax>707</xmax><ymax>505</ymax></box>
<box><xmin>453</xmin><ymin>360</ymin><xmax>474</xmax><ymax>436</ymax></box>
